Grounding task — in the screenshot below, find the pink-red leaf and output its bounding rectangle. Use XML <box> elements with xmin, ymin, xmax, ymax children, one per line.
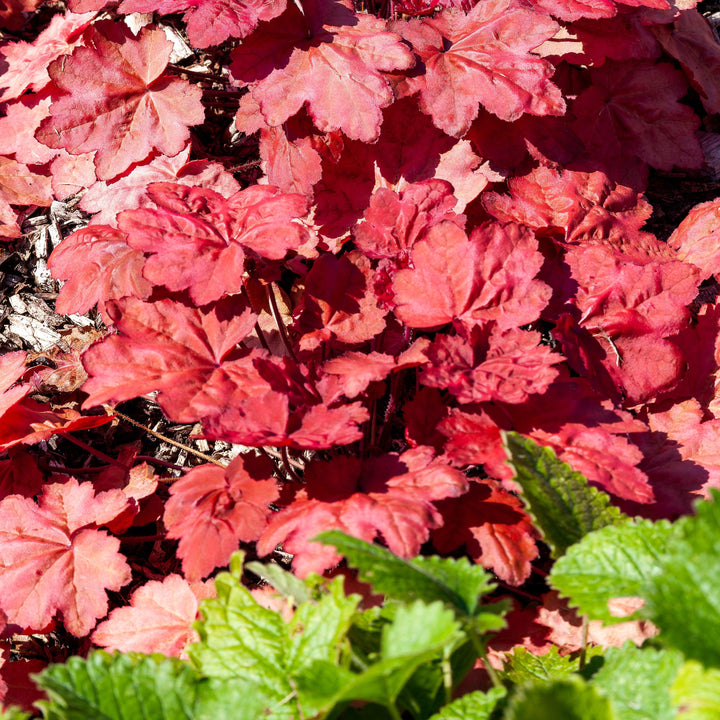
<box><xmin>393</xmin><ymin>0</ymin><xmax>565</xmax><ymax>136</ymax></box>
<box><xmin>0</xmin><ymin>478</ymin><xmax>131</xmax><ymax>636</ymax></box>
<box><xmin>393</xmin><ymin>221</ymin><xmax>551</xmax><ymax>330</ymax></box>
<box><xmin>92</xmin><ymin>575</ymin><xmax>207</xmax><ymax>658</ymax></box>
<box><xmin>230</xmin><ymin>0</ymin><xmax>414</xmax><ymax>141</ymax></box>
<box><xmin>421</xmin><ymin>328</ymin><xmax>561</xmax><ymax>405</ymax></box>
<box><xmin>119</xmin><ymin>182</ymin><xmax>309</xmax><ymax>305</ymax></box>
<box><xmin>164</xmin><ymin>455</ymin><xmax>278</xmax><ymax>581</ymax></box>
<box><xmin>667</xmin><ymin>198</ymin><xmax>720</xmax><ymax>281</ymax></box>
<box><xmin>118</xmin><ymin>0</ymin><xmax>287</xmax><ymax>48</ymax></box>
<box><xmin>258</xmin><ymin>448</ymin><xmax>467</xmax><ymax>576</ymax></box>
<box><xmin>81</xmin><ymin>295</ymin><xmax>262</xmax><ymax>425</ymax></box>
<box><xmin>570</xmin><ymin>60</ymin><xmax>703</xmax><ymax>172</ymax></box>
<box><xmin>432</xmin><ymin>480</ymin><xmax>539</xmax><ymax>585</ymax></box>
<box><xmin>48</xmin><ymin>225</ymin><xmax>152</xmax><ymax>315</ymax></box>
<box><xmin>35</xmin><ymin>22</ymin><xmax>204</xmax><ymax>180</ymax></box>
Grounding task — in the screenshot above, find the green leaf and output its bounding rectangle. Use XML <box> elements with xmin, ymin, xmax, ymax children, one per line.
<box><xmin>671</xmin><ymin>661</ymin><xmax>720</xmax><ymax>719</ymax></box>
<box><xmin>0</xmin><ymin>708</ymin><xmax>32</xmax><ymax>720</ymax></box>
<box><xmin>644</xmin><ymin>492</ymin><xmax>720</xmax><ymax>667</ymax></box>
<box><xmin>506</xmin><ymin>676</ymin><xmax>614</xmax><ymax>720</ymax></box>
<box><xmin>502</xmin><ymin>645</ymin><xmax>603</xmax><ymax>684</ymax></box>
<box><xmin>245</xmin><ymin>561</ymin><xmax>311</xmax><ymax>606</ymax></box>
<box><xmin>503</xmin><ymin>432</ymin><xmax>626</xmax><ymax>557</ymax></box>
<box><xmin>296</xmin><ymin>601</ymin><xmax>463</xmax><ymax>715</ymax></box>
<box><xmin>427</xmin><ymin>687</ymin><xmax>507</xmax><ymax>720</ymax></box>
<box><xmin>35</xmin><ymin>652</ymin><xmax>199</xmax><ymax>720</ymax></box>
<box><xmin>190</xmin><ymin>559</ymin><xmax>359</xmax><ymax>720</ymax></box>
<box><xmin>592</xmin><ymin>644</ymin><xmax>684</xmax><ymax>720</ymax></box>
<box><xmin>549</xmin><ymin>519</ymin><xmax>673</xmax><ymax>623</ymax></box>
<box><xmin>315</xmin><ymin>531</ymin><xmax>496</xmax><ymax>618</ymax></box>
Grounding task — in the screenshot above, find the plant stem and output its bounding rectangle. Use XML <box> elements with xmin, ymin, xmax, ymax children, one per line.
<box><xmin>104</xmin><ymin>405</ymin><xmax>226</xmax><ymax>468</ymax></box>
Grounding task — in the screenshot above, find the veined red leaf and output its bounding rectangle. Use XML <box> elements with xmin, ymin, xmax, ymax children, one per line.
<box><xmin>164</xmin><ymin>455</ymin><xmax>278</xmax><ymax>581</ymax></box>
<box><xmin>118</xmin><ymin>0</ymin><xmax>287</xmax><ymax>48</ymax></box>
<box><xmin>81</xmin><ymin>295</ymin><xmax>261</xmax><ymax>424</ymax></box>
<box><xmin>119</xmin><ymin>182</ymin><xmax>309</xmax><ymax>305</ymax></box>
<box><xmin>432</xmin><ymin>480</ymin><xmax>539</xmax><ymax>585</ymax></box>
<box><xmin>48</xmin><ymin>225</ymin><xmax>152</xmax><ymax>315</ymax></box>
<box><xmin>0</xmin><ymin>478</ymin><xmax>131</xmax><ymax>636</ymax></box>
<box><xmin>570</xmin><ymin>59</ymin><xmax>703</xmax><ymax>172</ymax></box>
<box><xmin>667</xmin><ymin>198</ymin><xmax>720</xmax><ymax>281</ymax></box>
<box><xmin>257</xmin><ymin>448</ymin><xmax>467</xmax><ymax>576</ymax></box>
<box><xmin>230</xmin><ymin>0</ymin><xmax>414</xmax><ymax>142</ymax></box>
<box><xmin>36</xmin><ymin>22</ymin><xmax>204</xmax><ymax>180</ymax></box>
<box><xmin>420</xmin><ymin>328</ymin><xmax>561</xmax><ymax>405</ymax></box>
<box><xmin>0</xmin><ymin>11</ymin><xmax>94</xmax><ymax>102</ymax></box>
<box><xmin>92</xmin><ymin>575</ymin><xmax>208</xmax><ymax>659</ymax></box>
<box><xmin>393</xmin><ymin>0</ymin><xmax>565</xmax><ymax>136</ymax></box>
<box><xmin>393</xmin><ymin>220</ymin><xmax>551</xmax><ymax>330</ymax></box>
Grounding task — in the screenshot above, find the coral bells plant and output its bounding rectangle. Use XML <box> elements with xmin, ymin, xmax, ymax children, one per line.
<box><xmin>2</xmin><ymin>0</ymin><xmax>720</xmax><ymax>715</ymax></box>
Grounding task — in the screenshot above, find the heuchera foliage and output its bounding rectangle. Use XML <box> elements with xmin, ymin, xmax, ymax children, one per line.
<box><xmin>1</xmin><ymin>0</ymin><xmax>720</xmax><ymax>710</ymax></box>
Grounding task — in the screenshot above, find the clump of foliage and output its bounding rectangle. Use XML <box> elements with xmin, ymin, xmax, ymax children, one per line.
<box><xmin>1</xmin><ymin>0</ymin><xmax>720</xmax><ymax>714</ymax></box>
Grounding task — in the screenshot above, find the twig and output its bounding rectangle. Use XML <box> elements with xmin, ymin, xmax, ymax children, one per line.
<box><xmin>104</xmin><ymin>405</ymin><xmax>226</xmax><ymax>468</ymax></box>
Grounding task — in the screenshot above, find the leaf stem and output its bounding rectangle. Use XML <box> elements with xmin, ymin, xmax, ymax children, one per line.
<box><xmin>267</xmin><ymin>282</ymin><xmax>298</xmax><ymax>362</ymax></box>
<box><xmin>467</xmin><ymin>628</ymin><xmax>502</xmax><ymax>689</ymax></box>
<box><xmin>103</xmin><ymin>405</ymin><xmax>226</xmax><ymax>468</ymax></box>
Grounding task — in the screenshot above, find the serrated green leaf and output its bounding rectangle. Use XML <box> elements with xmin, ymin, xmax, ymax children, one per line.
<box><xmin>592</xmin><ymin>644</ymin><xmax>684</xmax><ymax>720</ymax></box>
<box><xmin>315</xmin><ymin>531</ymin><xmax>495</xmax><ymax>617</ymax></box>
<box><xmin>506</xmin><ymin>676</ymin><xmax>614</xmax><ymax>720</ymax></box>
<box><xmin>427</xmin><ymin>687</ymin><xmax>507</xmax><ymax>720</ymax></box>
<box><xmin>503</xmin><ymin>432</ymin><xmax>626</xmax><ymax>557</ymax></box>
<box><xmin>382</xmin><ymin>601</ymin><xmax>462</xmax><ymax>659</ymax></box>
<box><xmin>296</xmin><ymin>601</ymin><xmax>463</xmax><ymax>715</ymax></box>
<box><xmin>549</xmin><ymin>519</ymin><xmax>672</xmax><ymax>623</ymax></box>
<box><xmin>671</xmin><ymin>661</ymin><xmax>720</xmax><ymax>719</ymax></box>
<box><xmin>245</xmin><ymin>561</ymin><xmax>311</xmax><ymax>606</ymax></box>
<box><xmin>644</xmin><ymin>492</ymin><xmax>720</xmax><ymax>668</ymax></box>
<box><xmin>190</xmin><ymin>565</ymin><xmax>359</xmax><ymax>720</ymax></box>
<box><xmin>502</xmin><ymin>645</ymin><xmax>602</xmax><ymax>684</ymax></box>
<box><xmin>35</xmin><ymin>652</ymin><xmax>199</xmax><ymax>720</ymax></box>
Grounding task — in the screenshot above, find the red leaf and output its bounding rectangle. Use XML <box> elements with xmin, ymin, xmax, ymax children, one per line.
<box><xmin>0</xmin><ymin>11</ymin><xmax>94</xmax><ymax>102</ymax></box>
<box><xmin>258</xmin><ymin>448</ymin><xmax>467</xmax><ymax>576</ymax></box>
<box><xmin>668</xmin><ymin>198</ymin><xmax>720</xmax><ymax>281</ymax></box>
<box><xmin>118</xmin><ymin>0</ymin><xmax>287</xmax><ymax>48</ymax></box>
<box><xmin>230</xmin><ymin>0</ymin><xmax>414</xmax><ymax>141</ymax></box>
<box><xmin>259</xmin><ymin>126</ymin><xmax>323</xmax><ymax>198</ymax></box>
<box><xmin>119</xmin><ymin>182</ymin><xmax>309</xmax><ymax>305</ymax></box>
<box><xmin>565</xmin><ymin>244</ymin><xmax>700</xmax><ymax>337</ymax></box>
<box><xmin>393</xmin><ymin>0</ymin><xmax>565</xmax><ymax>136</ymax></box>
<box><xmin>571</xmin><ymin>60</ymin><xmax>703</xmax><ymax>172</ymax></box>
<box><xmin>78</xmin><ymin>146</ymin><xmax>239</xmax><ymax>226</ymax></box>
<box><xmin>653</xmin><ymin>10</ymin><xmax>720</xmax><ymax>115</ymax></box>
<box><xmin>393</xmin><ymin>221</ymin><xmax>551</xmax><ymax>331</ymax></box>
<box><xmin>0</xmin><ymin>156</ymin><xmax>53</xmax><ymax>208</ymax></box>
<box><xmin>420</xmin><ymin>328</ymin><xmax>561</xmax><ymax>405</ymax></box>
<box><xmin>36</xmin><ymin>22</ymin><xmax>204</xmax><ymax>180</ymax></box>
<box><xmin>353</xmin><ymin>180</ymin><xmax>462</xmax><ymax>261</ymax></box>
<box><xmin>0</xmin><ymin>449</ymin><xmax>44</xmax><ymax>499</ymax></box>
<box><xmin>531</xmin><ymin>425</ymin><xmax>653</xmax><ymax>502</ymax></box>
<box><xmin>432</xmin><ymin>480</ymin><xmax>539</xmax><ymax>585</ymax></box>
<box><xmin>482</xmin><ymin>166</ymin><xmax>657</xmax><ymax>252</ymax></box>
<box><xmin>0</xmin><ymin>95</ymin><xmax>56</xmax><ymax>165</ymax></box>
<box><xmin>81</xmin><ymin>295</ymin><xmax>262</xmax><ymax>425</ymax></box>
<box><xmin>92</xmin><ymin>575</ymin><xmax>206</xmax><ymax>658</ymax></box>
<box><xmin>0</xmin><ymin>478</ymin><xmax>131</xmax><ymax>636</ymax></box>
<box><xmin>439</xmin><ymin>407</ymin><xmax>513</xmax><ymax>481</ymax></box>
<box><xmin>164</xmin><ymin>455</ymin><xmax>278</xmax><ymax>581</ymax></box>
<box><xmin>48</xmin><ymin>225</ymin><xmax>152</xmax><ymax>315</ymax></box>
<box><xmin>294</xmin><ymin>251</ymin><xmax>388</xmax><ymax>351</ymax></box>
